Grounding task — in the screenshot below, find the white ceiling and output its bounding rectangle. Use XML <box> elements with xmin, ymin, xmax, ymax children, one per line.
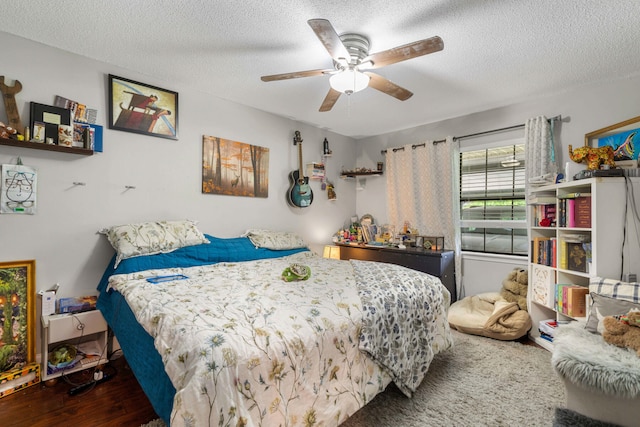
<box><xmin>3</xmin><ymin>0</ymin><xmax>640</xmax><ymax>139</ymax></box>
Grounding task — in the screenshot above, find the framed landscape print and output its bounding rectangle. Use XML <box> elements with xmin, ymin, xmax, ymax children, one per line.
<box><xmin>0</xmin><ymin>260</ymin><xmax>36</xmax><ymax>373</ymax></box>
<box><xmin>202</xmin><ymin>135</ymin><xmax>269</xmax><ymax>198</ymax></box>
<box><xmin>108</xmin><ymin>74</ymin><xmax>178</xmax><ymax>140</ymax></box>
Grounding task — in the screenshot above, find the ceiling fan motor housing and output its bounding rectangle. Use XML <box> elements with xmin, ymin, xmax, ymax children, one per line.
<box><xmin>337</xmin><ymin>33</ymin><xmax>370</xmax><ymax>67</ymax></box>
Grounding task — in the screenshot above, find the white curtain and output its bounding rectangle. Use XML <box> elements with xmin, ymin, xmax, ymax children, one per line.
<box><xmin>525</xmin><ymin>115</ymin><xmax>557</xmax><ymax>185</ymax></box>
<box><xmin>385</xmin><ymin>136</ymin><xmax>462</xmax><ymax>296</ymax></box>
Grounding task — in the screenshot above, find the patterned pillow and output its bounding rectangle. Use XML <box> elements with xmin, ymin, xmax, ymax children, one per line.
<box><xmin>100</xmin><ymin>220</ymin><xmax>209</xmax><ymax>267</ymax></box>
<box><xmin>243</xmin><ymin>229</ymin><xmax>306</xmax><ymax>250</ymax></box>
<box><xmin>589</xmin><ymin>277</ymin><xmax>640</xmax><ymax>303</ymax></box>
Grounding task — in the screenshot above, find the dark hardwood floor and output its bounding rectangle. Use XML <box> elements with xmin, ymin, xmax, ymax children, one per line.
<box><xmin>0</xmin><ymin>354</ymin><xmax>159</xmax><ymax>427</ymax></box>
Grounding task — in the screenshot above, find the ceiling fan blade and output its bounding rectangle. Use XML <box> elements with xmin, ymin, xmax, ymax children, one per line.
<box><xmin>364</xmin><ymin>36</ymin><xmax>444</xmax><ymax>69</ymax></box>
<box><xmin>308</xmin><ymin>19</ymin><xmax>351</xmax><ymax>62</ymax></box>
<box><xmin>365</xmin><ymin>72</ymin><xmax>413</xmax><ymax>101</ymax></box>
<box><xmin>319</xmin><ymin>88</ymin><xmax>341</xmax><ymax>112</ymax></box>
<box><xmin>261</xmin><ymin>68</ymin><xmax>333</xmax><ymax>82</ymax></box>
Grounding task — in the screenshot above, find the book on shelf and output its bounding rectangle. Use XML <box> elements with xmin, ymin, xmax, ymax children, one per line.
<box><xmin>533</xmin><ymin>204</ymin><xmax>556</xmax><ymax>227</ymax></box>
<box><xmin>565</xmin><ymin>286</ymin><xmax>589</xmax><ymax>317</ymax></box>
<box><xmin>566</xmin><ymin>198</ymin><xmax>576</xmax><ymax>227</ymax></box>
<box><xmin>574</xmin><ymin>196</ymin><xmax>592</xmax><ymax>228</ymax></box>
<box><xmin>558</xmin><ymin>192</ymin><xmax>592</xmax><ymax>199</ymax></box>
<box><xmin>559</xmin><ymin>239</ymin><xmax>568</xmax><ymax>269</ymax></box>
<box><xmin>529</xmin><ymin>195</ymin><xmax>557</xmax><ymax>205</ymax></box>
<box><xmin>538</xmin><ymin>319</ymin><xmax>571</xmax><ymax>338</ymax></box>
<box><xmin>555</xmin><ymin>284</ymin><xmax>572</xmax><ymax>313</ymax></box>
<box><xmin>538</xmin><ymin>332</ymin><xmax>554</xmax><ymax>343</ymax></box>
<box><xmin>567</xmin><ymin>242</ymin><xmax>588</xmax><ymax>272</ymax></box>
<box><xmin>531</xmin><ymin>264</ymin><xmax>555</xmax><ymax>307</ymax></box>
<box><xmin>531</xmin><ymin>236</ymin><xmax>550</xmax><ymax>265</ymax></box>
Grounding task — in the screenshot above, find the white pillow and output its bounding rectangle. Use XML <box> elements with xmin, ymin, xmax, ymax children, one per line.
<box><xmin>100</xmin><ymin>220</ymin><xmax>209</xmax><ymax>267</ymax></box>
<box><xmin>243</xmin><ymin>229</ymin><xmax>306</xmax><ymax>250</ymax></box>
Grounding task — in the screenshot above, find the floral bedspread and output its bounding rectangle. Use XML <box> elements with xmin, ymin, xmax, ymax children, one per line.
<box><xmin>108</xmin><ymin>252</ymin><xmax>452</xmax><ymax>427</ymax></box>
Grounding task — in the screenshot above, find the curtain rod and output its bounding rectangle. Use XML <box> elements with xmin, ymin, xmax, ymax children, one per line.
<box><xmin>381</xmin><ymin>115</ymin><xmax>562</xmax><ymax>154</ymax></box>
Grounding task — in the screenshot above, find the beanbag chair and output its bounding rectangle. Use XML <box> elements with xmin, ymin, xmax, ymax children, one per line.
<box><xmin>448</xmin><ymin>292</ymin><xmax>532</xmax><ymax>340</ymax></box>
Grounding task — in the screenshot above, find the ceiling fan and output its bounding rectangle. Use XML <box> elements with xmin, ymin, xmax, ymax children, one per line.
<box><xmin>260</xmin><ymin>19</ymin><xmax>444</xmax><ymax>112</ymax></box>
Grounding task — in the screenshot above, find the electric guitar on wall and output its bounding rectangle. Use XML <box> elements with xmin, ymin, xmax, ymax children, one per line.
<box><xmin>287</xmin><ymin>130</ymin><xmax>313</xmax><ymax>207</ymax></box>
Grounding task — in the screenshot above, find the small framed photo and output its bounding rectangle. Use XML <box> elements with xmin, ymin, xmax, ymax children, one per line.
<box><xmin>585</xmin><ymin>115</ymin><xmax>640</xmax><ymax>163</ymax></box>
<box><xmin>32</xmin><ymin>121</ymin><xmax>46</xmax><ymax>143</ymax></box>
<box><xmin>108</xmin><ymin>74</ymin><xmax>178</xmax><ymax>140</ymax></box>
<box><xmin>29</xmin><ymin>102</ymin><xmax>71</xmax><ymax>145</ymax></box>
<box><xmin>58</xmin><ymin>124</ymin><xmax>73</xmax><ymax>147</ymax></box>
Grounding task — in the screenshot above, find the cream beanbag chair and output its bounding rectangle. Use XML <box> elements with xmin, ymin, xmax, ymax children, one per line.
<box><xmin>448</xmin><ymin>292</ymin><xmax>532</xmax><ymax>340</ymax></box>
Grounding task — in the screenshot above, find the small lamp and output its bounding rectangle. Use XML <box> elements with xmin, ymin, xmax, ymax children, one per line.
<box><xmin>323</xmin><ymin>245</ymin><xmax>341</xmax><ymax>259</ymax></box>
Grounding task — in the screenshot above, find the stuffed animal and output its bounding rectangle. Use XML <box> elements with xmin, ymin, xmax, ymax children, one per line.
<box><xmin>568</xmin><ymin>144</ymin><xmax>616</xmax><ymax>170</ymax></box>
<box><xmin>500</xmin><ymin>267</ymin><xmax>528</xmax><ymax>311</ymax></box>
<box><xmin>602</xmin><ymin>310</ymin><xmax>640</xmax><ymax>357</ymax></box>
<box><xmin>0</xmin><ymin>121</ymin><xmax>18</xmax><ymax>139</ymax></box>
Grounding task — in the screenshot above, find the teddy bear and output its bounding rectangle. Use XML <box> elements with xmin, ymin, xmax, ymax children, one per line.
<box><xmin>0</xmin><ymin>121</ymin><xmax>18</xmax><ymax>139</ymax></box>
<box><xmin>602</xmin><ymin>310</ymin><xmax>640</xmax><ymax>357</ymax></box>
<box><xmin>500</xmin><ymin>267</ymin><xmax>528</xmax><ymax>311</ymax></box>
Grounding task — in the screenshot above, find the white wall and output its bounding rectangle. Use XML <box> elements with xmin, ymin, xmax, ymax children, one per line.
<box><xmin>355</xmin><ymin>73</ymin><xmax>640</xmax><ymax>295</ymax></box>
<box><xmin>0</xmin><ymin>32</ymin><xmax>359</xmax><ymax>298</ymax></box>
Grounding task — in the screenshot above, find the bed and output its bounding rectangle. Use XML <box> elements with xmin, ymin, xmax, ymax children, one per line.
<box><xmin>96</xmin><ymin>222</ymin><xmax>453</xmax><ymax>426</ymax></box>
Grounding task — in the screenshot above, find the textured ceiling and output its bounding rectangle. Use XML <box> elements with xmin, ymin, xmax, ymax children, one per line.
<box><xmin>2</xmin><ymin>0</ymin><xmax>640</xmax><ymax>139</ymax></box>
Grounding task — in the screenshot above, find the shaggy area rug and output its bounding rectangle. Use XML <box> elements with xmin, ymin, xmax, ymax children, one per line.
<box><xmin>140</xmin><ymin>330</ymin><xmax>565</xmax><ymax>427</ymax></box>
<box><xmin>552</xmin><ymin>407</ymin><xmax>623</xmax><ymax>427</ymax></box>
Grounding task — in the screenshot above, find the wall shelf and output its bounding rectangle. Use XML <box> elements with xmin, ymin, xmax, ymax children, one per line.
<box><xmin>0</xmin><ymin>137</ymin><xmax>94</xmax><ymax>156</ymax></box>
<box><xmin>340</xmin><ymin>171</ymin><xmax>383</xmax><ymax>179</ymax></box>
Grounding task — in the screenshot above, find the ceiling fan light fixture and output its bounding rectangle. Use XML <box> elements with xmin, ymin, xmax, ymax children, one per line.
<box><xmin>329</xmin><ymin>70</ymin><xmax>370</xmax><ymax>94</ymax></box>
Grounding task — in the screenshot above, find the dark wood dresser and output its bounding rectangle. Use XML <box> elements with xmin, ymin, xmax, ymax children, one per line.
<box><xmin>338</xmin><ymin>244</ymin><xmax>456</xmax><ymax>303</ymax></box>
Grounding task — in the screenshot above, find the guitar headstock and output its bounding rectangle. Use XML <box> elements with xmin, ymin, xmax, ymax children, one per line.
<box><xmin>293</xmin><ymin>130</ymin><xmax>303</xmax><ymax>146</ymax></box>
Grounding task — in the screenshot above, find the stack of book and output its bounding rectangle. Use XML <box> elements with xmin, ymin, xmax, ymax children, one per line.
<box><xmin>531</xmin><ymin>236</ymin><xmax>556</xmax><ymax>267</ymax></box>
<box><xmin>554</xmin><ymin>284</ymin><xmax>590</xmax><ymax>317</ymax></box>
<box><xmin>538</xmin><ymin>319</ymin><xmax>570</xmax><ymax>342</ymax></box>
<box><xmin>558</xmin><ymin>193</ymin><xmax>591</xmax><ymax>228</ymax></box>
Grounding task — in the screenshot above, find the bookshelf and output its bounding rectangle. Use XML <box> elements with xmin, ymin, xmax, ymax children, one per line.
<box><xmin>527</xmin><ymin>177</ymin><xmax>640</xmax><ymax>351</ymax></box>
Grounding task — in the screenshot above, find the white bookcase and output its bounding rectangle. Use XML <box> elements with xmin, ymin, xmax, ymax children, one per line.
<box><xmin>527</xmin><ymin>177</ymin><xmax>640</xmax><ymax>351</ymax></box>
<box><xmin>41</xmin><ymin>310</ymin><xmax>109</xmax><ymax>381</ymax></box>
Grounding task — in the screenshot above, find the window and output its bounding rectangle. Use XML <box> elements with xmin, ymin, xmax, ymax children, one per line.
<box><xmin>459</xmin><ymin>140</ymin><xmax>527</xmax><ymax>255</ymax></box>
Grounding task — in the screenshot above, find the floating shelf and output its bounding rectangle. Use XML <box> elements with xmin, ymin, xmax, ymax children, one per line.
<box><xmin>0</xmin><ymin>137</ymin><xmax>94</xmax><ymax>156</ymax></box>
<box><xmin>340</xmin><ymin>171</ymin><xmax>383</xmax><ymax>178</ymax></box>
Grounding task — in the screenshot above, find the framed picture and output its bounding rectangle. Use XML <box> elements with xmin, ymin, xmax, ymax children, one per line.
<box><xmin>108</xmin><ymin>74</ymin><xmax>178</xmax><ymax>140</ymax></box>
<box><xmin>32</xmin><ymin>122</ymin><xmax>46</xmax><ymax>143</ymax></box>
<box><xmin>585</xmin><ymin>115</ymin><xmax>640</xmax><ymax>162</ymax></box>
<box><xmin>202</xmin><ymin>135</ymin><xmax>269</xmax><ymax>198</ymax></box>
<box><xmin>0</xmin><ymin>260</ymin><xmax>36</xmax><ymax>374</ymax></box>
<box><xmin>29</xmin><ymin>102</ymin><xmax>71</xmax><ymax>145</ymax></box>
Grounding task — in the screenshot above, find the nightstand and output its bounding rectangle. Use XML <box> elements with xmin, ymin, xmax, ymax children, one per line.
<box><xmin>41</xmin><ymin>310</ymin><xmax>109</xmax><ymax>381</ymax></box>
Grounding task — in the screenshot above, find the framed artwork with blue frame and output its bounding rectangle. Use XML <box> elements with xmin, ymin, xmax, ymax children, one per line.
<box><xmin>585</xmin><ymin>115</ymin><xmax>640</xmax><ymax>162</ymax></box>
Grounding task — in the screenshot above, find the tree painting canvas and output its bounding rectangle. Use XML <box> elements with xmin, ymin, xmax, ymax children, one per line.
<box><xmin>202</xmin><ymin>136</ymin><xmax>269</xmax><ymax>198</ymax></box>
<box><xmin>0</xmin><ymin>260</ymin><xmax>35</xmax><ymax>373</ymax></box>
